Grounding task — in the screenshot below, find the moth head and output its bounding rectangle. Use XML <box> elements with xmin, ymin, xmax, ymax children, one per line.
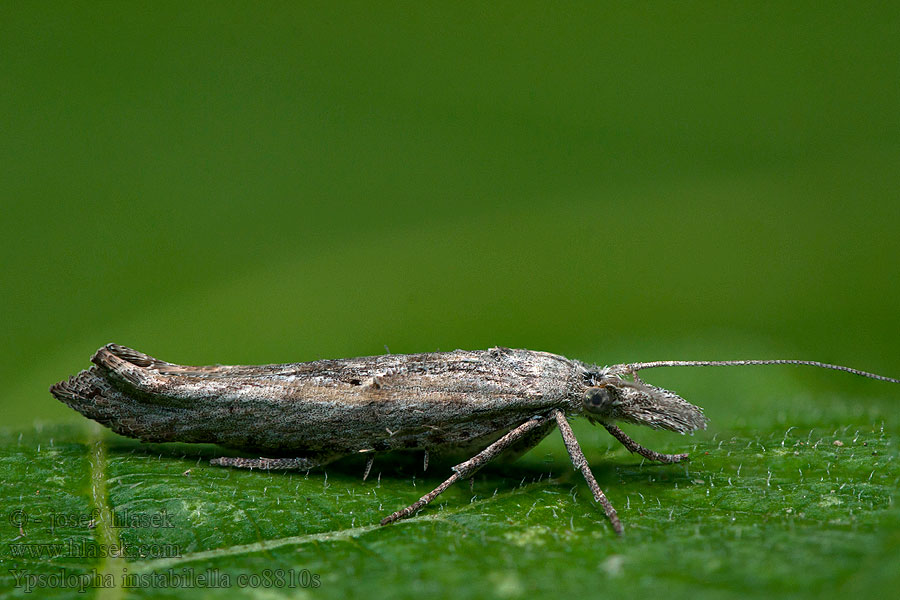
<box><xmin>579</xmin><ymin>356</ymin><xmax>900</xmax><ymax>434</ymax></box>
<box><xmin>580</xmin><ymin>372</ymin><xmax>707</xmax><ymax>434</ymax></box>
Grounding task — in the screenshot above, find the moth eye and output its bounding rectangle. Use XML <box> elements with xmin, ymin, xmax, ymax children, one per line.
<box><xmin>582</xmin><ymin>386</ymin><xmax>612</xmax><ymax>413</ymax></box>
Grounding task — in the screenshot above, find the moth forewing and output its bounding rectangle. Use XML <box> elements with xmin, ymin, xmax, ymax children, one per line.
<box><xmin>53</xmin><ymin>344</ymin><xmax>583</xmax><ymax>455</ymax></box>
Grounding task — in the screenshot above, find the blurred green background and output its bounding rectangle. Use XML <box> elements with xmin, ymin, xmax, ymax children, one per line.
<box><xmin>2</xmin><ymin>4</ymin><xmax>898</xmax><ymax>437</ymax></box>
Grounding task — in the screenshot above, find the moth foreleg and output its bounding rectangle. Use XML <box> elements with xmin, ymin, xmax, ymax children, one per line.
<box><xmin>602</xmin><ymin>423</ymin><xmax>689</xmax><ymax>464</ymax></box>
<box><xmin>380</xmin><ymin>416</ymin><xmax>550</xmax><ymax>526</ymax></box>
<box><xmin>552</xmin><ymin>410</ymin><xmax>623</xmax><ymax>536</ymax></box>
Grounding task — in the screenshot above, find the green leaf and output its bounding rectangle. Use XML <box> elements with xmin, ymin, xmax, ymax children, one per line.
<box><xmin>2</xmin><ymin>392</ymin><xmax>898</xmax><ymax>600</ymax></box>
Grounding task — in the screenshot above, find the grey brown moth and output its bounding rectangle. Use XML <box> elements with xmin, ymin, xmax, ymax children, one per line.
<box><xmin>51</xmin><ymin>344</ymin><xmax>900</xmax><ymax>535</ymax></box>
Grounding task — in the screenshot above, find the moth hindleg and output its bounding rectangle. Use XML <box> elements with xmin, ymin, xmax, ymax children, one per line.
<box><xmin>380</xmin><ymin>415</ymin><xmax>550</xmax><ymax>525</ymax></box>
<box><xmin>210</xmin><ymin>454</ymin><xmax>339</xmax><ymax>470</ymax></box>
<box><xmin>495</xmin><ymin>418</ymin><xmax>557</xmax><ymax>462</ymax></box>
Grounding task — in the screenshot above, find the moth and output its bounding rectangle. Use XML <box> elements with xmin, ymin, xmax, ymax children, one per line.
<box><xmin>51</xmin><ymin>344</ymin><xmax>899</xmax><ymax>535</ymax></box>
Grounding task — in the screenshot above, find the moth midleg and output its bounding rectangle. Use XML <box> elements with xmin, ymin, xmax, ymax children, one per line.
<box><xmin>602</xmin><ymin>423</ymin><xmax>689</xmax><ymax>464</ymax></box>
<box><xmin>552</xmin><ymin>409</ymin><xmax>623</xmax><ymax>536</ymax></box>
<box><xmin>380</xmin><ymin>416</ymin><xmax>550</xmax><ymax>526</ymax></box>
<box><xmin>210</xmin><ymin>454</ymin><xmax>339</xmax><ymax>470</ymax></box>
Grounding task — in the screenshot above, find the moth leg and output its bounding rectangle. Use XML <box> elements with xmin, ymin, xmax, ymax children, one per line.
<box><xmin>380</xmin><ymin>416</ymin><xmax>550</xmax><ymax>526</ymax></box>
<box><xmin>602</xmin><ymin>423</ymin><xmax>689</xmax><ymax>464</ymax></box>
<box><xmin>552</xmin><ymin>409</ymin><xmax>623</xmax><ymax>536</ymax></box>
<box><xmin>495</xmin><ymin>418</ymin><xmax>557</xmax><ymax>462</ymax></box>
<box><xmin>210</xmin><ymin>454</ymin><xmax>337</xmax><ymax>470</ymax></box>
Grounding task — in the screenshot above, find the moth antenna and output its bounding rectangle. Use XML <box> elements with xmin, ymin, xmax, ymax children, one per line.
<box><xmin>620</xmin><ymin>359</ymin><xmax>900</xmax><ymax>384</ymax></box>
